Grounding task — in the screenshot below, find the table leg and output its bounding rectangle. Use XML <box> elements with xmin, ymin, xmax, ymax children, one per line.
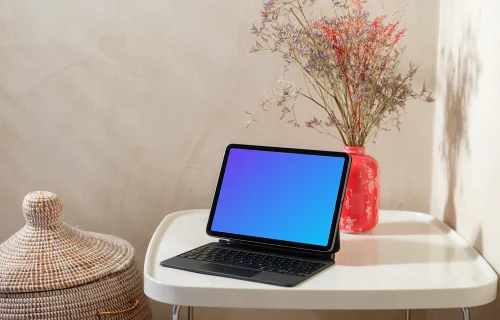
<box><xmin>462</xmin><ymin>308</ymin><xmax>470</xmax><ymax>320</ymax></box>
<box><xmin>406</xmin><ymin>309</ymin><xmax>410</xmax><ymax>320</ymax></box>
<box><xmin>188</xmin><ymin>306</ymin><xmax>194</xmax><ymax>320</ymax></box>
<box><xmin>172</xmin><ymin>305</ymin><xmax>181</xmax><ymax>320</ymax></box>
<box><xmin>172</xmin><ymin>305</ymin><xmax>194</xmax><ymax>320</ymax></box>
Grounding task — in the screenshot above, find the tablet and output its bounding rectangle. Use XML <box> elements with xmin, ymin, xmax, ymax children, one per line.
<box><xmin>206</xmin><ymin>144</ymin><xmax>351</xmax><ymax>252</ymax></box>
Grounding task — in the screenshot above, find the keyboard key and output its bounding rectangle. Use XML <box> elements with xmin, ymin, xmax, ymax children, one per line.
<box><xmin>178</xmin><ymin>245</ymin><xmax>326</xmax><ymax>276</ymax></box>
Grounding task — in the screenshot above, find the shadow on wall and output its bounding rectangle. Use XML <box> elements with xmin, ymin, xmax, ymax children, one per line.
<box><xmin>440</xmin><ymin>23</ymin><xmax>481</xmax><ymax>231</ymax></box>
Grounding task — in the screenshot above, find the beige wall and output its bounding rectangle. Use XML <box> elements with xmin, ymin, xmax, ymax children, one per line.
<box><xmin>0</xmin><ymin>0</ymin><xmax>478</xmax><ymax>319</ymax></box>
<box><xmin>428</xmin><ymin>0</ymin><xmax>500</xmax><ymax>318</ymax></box>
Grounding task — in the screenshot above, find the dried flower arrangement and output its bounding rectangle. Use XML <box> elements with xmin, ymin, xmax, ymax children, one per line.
<box><xmin>247</xmin><ymin>0</ymin><xmax>434</xmax><ymax>146</ymax></box>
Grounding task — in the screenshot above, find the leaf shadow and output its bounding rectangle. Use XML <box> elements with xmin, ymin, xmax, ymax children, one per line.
<box><xmin>440</xmin><ymin>23</ymin><xmax>481</xmax><ymax>230</ymax></box>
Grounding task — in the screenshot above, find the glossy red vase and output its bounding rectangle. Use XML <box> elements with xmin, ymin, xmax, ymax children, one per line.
<box><xmin>339</xmin><ymin>146</ymin><xmax>379</xmax><ymax>233</ymax></box>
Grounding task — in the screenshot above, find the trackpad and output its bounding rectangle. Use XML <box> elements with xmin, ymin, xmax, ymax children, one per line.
<box><xmin>197</xmin><ymin>263</ymin><xmax>260</xmax><ymax>277</ymax></box>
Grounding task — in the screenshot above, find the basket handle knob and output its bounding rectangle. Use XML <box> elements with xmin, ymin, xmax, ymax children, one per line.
<box><xmin>23</xmin><ymin>191</ymin><xmax>63</xmax><ymax>227</ymax></box>
<box><xmin>97</xmin><ymin>299</ymin><xmax>140</xmax><ymax>317</ymax></box>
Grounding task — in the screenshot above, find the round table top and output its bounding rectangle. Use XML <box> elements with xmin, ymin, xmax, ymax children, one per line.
<box><xmin>144</xmin><ymin>209</ymin><xmax>497</xmax><ymax>310</ymax></box>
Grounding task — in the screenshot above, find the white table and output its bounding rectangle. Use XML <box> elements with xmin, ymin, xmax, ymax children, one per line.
<box><xmin>144</xmin><ymin>210</ymin><xmax>497</xmax><ymax>320</ymax></box>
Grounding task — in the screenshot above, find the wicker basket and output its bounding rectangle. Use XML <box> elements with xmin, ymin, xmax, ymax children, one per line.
<box><xmin>0</xmin><ymin>191</ymin><xmax>153</xmax><ymax>319</ymax></box>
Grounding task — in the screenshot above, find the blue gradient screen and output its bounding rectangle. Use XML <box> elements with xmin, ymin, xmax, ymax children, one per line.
<box><xmin>210</xmin><ymin>148</ymin><xmax>345</xmax><ymax>246</ymax></box>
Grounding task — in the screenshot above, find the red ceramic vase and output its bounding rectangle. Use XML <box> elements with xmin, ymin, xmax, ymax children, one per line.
<box><xmin>339</xmin><ymin>146</ymin><xmax>379</xmax><ymax>233</ymax></box>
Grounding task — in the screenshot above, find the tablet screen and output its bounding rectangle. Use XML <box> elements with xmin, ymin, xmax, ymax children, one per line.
<box><xmin>207</xmin><ymin>145</ymin><xmax>350</xmax><ymax>251</ymax></box>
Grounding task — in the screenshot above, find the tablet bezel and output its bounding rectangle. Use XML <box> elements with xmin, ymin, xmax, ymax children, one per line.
<box><xmin>206</xmin><ymin>144</ymin><xmax>351</xmax><ymax>252</ymax></box>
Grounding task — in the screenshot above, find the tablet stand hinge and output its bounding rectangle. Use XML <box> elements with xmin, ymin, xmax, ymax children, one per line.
<box><xmin>217</xmin><ymin>238</ymin><xmax>334</xmax><ymax>261</ymax></box>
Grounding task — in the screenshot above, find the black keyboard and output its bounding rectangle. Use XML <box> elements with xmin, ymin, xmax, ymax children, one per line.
<box><xmin>178</xmin><ymin>245</ymin><xmax>326</xmax><ymax>277</ymax></box>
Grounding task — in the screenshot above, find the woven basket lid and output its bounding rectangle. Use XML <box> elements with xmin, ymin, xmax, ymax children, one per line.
<box><xmin>0</xmin><ymin>191</ymin><xmax>135</xmax><ymax>293</ymax></box>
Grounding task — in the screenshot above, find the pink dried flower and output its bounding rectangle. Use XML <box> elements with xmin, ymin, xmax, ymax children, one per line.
<box><xmin>247</xmin><ymin>0</ymin><xmax>434</xmax><ymax>146</ymax></box>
